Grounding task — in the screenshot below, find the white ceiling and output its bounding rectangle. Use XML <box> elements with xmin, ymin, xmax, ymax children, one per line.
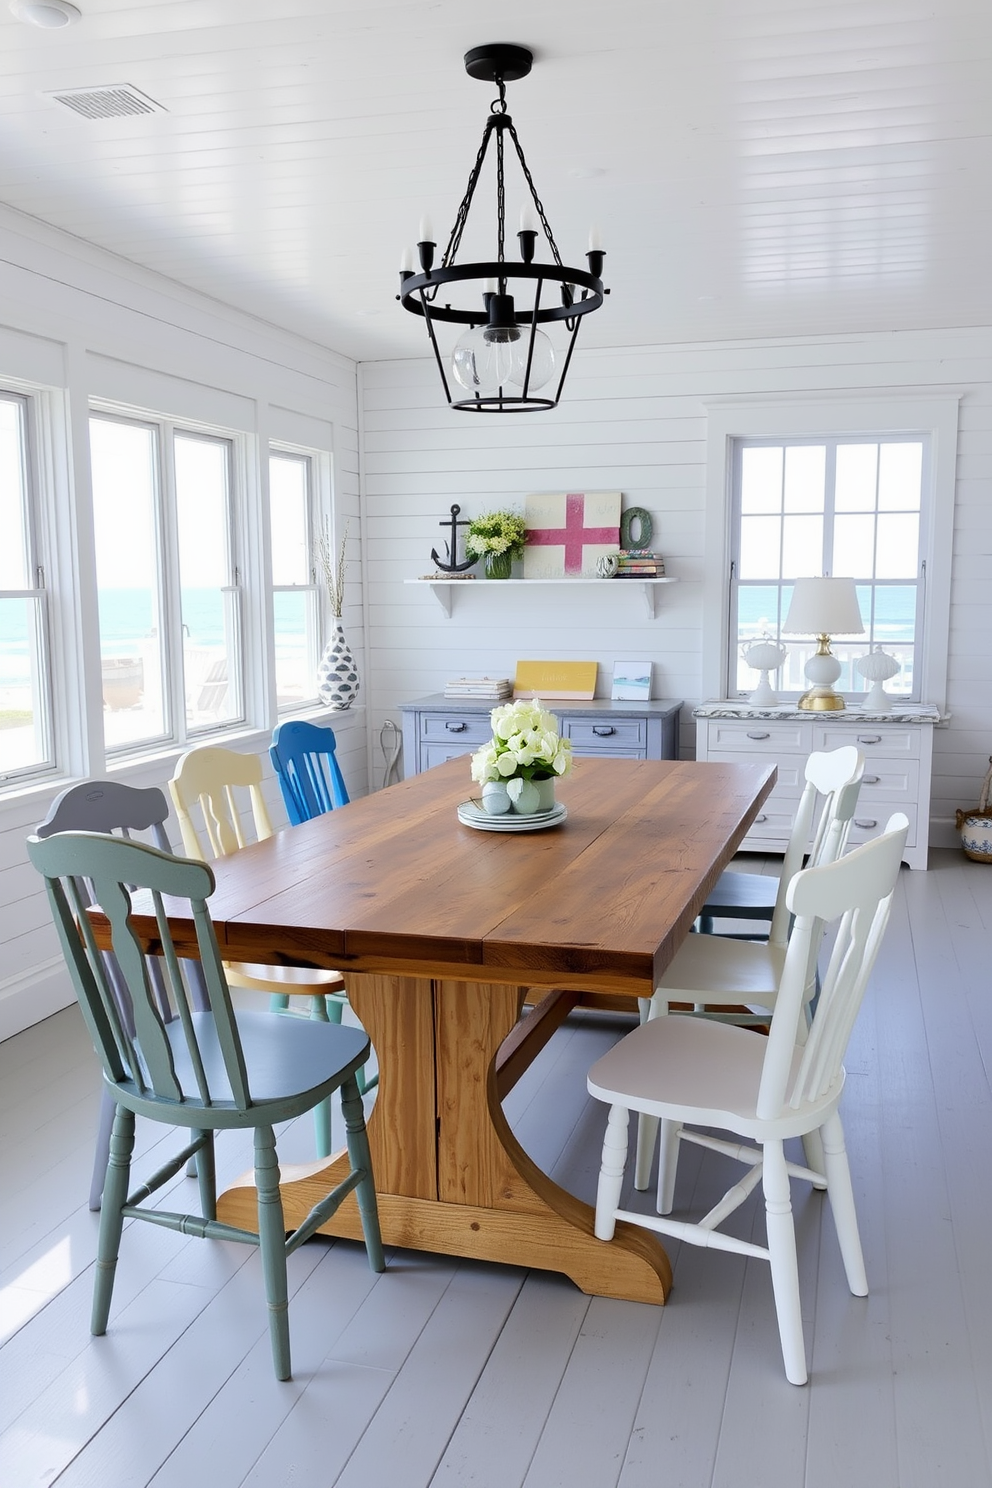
<box><xmin>1</xmin><ymin>0</ymin><xmax>990</xmax><ymax>363</ymax></box>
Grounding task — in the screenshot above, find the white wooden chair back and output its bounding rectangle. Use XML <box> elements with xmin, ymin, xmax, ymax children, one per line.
<box><xmin>169</xmin><ymin>746</ymin><xmax>274</xmax><ymax>862</ymax></box>
<box><xmin>756</xmin><ymin>812</ymin><xmax>909</xmax><ymax>1122</ymax></box>
<box><xmin>766</xmin><ymin>745</ymin><xmax>865</xmax><ymax>947</ymax></box>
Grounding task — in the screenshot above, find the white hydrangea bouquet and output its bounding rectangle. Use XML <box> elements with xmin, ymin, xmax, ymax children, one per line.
<box><xmin>470</xmin><ymin>697</ymin><xmax>572</xmax><ymax>816</ymax></box>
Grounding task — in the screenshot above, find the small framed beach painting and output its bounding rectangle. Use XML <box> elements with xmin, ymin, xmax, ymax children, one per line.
<box><xmin>612</xmin><ymin>661</ymin><xmax>651</xmax><ymax>700</ymax></box>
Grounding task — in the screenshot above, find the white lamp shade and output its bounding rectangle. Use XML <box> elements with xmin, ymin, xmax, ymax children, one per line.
<box><xmin>783</xmin><ymin>577</ymin><xmax>865</xmax><ymax>637</ymax></box>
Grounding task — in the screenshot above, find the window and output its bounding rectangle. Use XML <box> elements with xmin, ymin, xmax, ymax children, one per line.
<box><xmin>90</xmin><ymin>412</ymin><xmax>243</xmax><ymax>755</ymax></box>
<box><xmin>0</xmin><ymin>391</ymin><xmax>54</xmax><ymax>783</ymax></box>
<box><xmin>702</xmin><ymin>395</ymin><xmax>957</xmax><ymax>711</ymax></box>
<box><xmin>731</xmin><ymin>435</ymin><xmax>926</xmax><ymax>699</ymax></box>
<box><xmin>268</xmin><ymin>449</ymin><xmax>322</xmax><ymax>710</ymax></box>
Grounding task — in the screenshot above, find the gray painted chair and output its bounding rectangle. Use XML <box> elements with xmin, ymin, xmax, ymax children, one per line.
<box><xmin>34</xmin><ymin>779</ymin><xmax>210</xmax><ymax>1210</ymax></box>
<box><xmin>27</xmin><ymin>828</ymin><xmax>384</xmax><ymax>1382</ymax></box>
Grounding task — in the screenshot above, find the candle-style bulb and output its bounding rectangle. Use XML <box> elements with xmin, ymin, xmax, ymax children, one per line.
<box><xmin>519</xmin><ymin>204</ymin><xmax>536</xmax><ymax>233</ymax></box>
<box><xmin>588</xmin><ymin>224</ymin><xmax>603</xmax><ymax>252</ymax></box>
<box><xmin>419</xmin><ymin>214</ymin><xmax>434</xmax><ymax>244</ymax></box>
<box><xmin>399</xmin><ymin>246</ymin><xmax>414</xmax><ymax>273</ymax></box>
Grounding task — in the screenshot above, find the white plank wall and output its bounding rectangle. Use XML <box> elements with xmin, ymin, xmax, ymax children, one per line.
<box><xmin>0</xmin><ymin>206</ymin><xmax>364</xmax><ymax>1040</ymax></box>
<box><xmin>359</xmin><ymin>327</ymin><xmax>992</xmax><ymax>834</ymax></box>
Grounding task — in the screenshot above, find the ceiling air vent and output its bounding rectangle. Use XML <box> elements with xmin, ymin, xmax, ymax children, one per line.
<box><xmin>44</xmin><ymin>84</ymin><xmax>166</xmax><ymax>120</ymax></box>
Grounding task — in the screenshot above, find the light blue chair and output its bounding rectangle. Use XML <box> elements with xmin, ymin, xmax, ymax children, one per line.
<box><xmin>34</xmin><ymin>780</ymin><xmax>210</xmax><ymax>1210</ymax></box>
<box><xmin>270</xmin><ymin>719</ymin><xmax>350</xmax><ymax>825</ymax></box>
<box><xmin>27</xmin><ymin>828</ymin><xmax>384</xmax><ymax>1382</ymax></box>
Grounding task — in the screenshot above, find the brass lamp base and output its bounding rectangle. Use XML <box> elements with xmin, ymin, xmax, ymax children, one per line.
<box><xmin>797</xmin><ymin>687</ymin><xmax>846</xmax><ymax>711</ymax></box>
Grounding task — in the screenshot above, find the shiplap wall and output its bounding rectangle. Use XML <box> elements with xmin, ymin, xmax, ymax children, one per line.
<box><xmin>360</xmin><ymin>327</ymin><xmax>992</xmax><ymax>826</ymax></box>
<box><xmin>0</xmin><ymin>206</ymin><xmax>362</xmax><ymax>1040</ymax></box>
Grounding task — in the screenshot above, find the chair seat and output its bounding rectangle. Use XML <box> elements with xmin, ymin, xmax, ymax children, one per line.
<box><xmin>224</xmin><ymin>962</ymin><xmax>347</xmax><ymax>997</ymax></box>
<box><xmin>657</xmin><ymin>931</ymin><xmax>788</xmax><ymax>1006</ymax></box>
<box><xmin>702</xmin><ymin>868</ymin><xmax>778</xmax><ymax>918</ymax></box>
<box><xmin>588</xmin><ymin>1014</ymin><xmax>839</xmax><ymax>1143</ymax></box>
<box><xmin>117</xmin><ymin>1011</ymin><xmax>372</xmax><ymax>1126</ymax></box>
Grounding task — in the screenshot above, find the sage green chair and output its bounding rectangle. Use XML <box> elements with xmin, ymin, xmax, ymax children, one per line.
<box><xmin>27</xmin><ymin>829</ymin><xmax>384</xmax><ymax>1382</ymax></box>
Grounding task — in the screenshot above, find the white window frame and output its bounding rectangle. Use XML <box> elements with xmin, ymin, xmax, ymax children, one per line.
<box><xmin>89</xmin><ymin>404</ymin><xmax>247</xmax><ymax>761</ymax></box>
<box><xmin>0</xmin><ymin>388</ymin><xmax>56</xmax><ymax>787</ymax></box>
<box><xmin>268</xmin><ymin>443</ymin><xmax>326</xmax><ymax>713</ymax></box>
<box><xmin>702</xmin><ymin>394</ymin><xmax>959</xmax><ymax>711</ymax></box>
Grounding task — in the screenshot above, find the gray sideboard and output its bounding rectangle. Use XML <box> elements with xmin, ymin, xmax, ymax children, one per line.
<box><xmin>400</xmin><ymin>696</ymin><xmax>683</xmax><ymax>776</ymax></box>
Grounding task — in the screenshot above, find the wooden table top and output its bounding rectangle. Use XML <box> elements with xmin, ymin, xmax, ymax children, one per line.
<box><xmin>185</xmin><ymin>757</ymin><xmax>775</xmax><ymax>997</ymax></box>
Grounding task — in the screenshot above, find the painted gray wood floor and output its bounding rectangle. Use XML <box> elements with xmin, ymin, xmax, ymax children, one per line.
<box><xmin>2</xmin><ymin>848</ymin><xmax>992</xmax><ymax>1488</ymax></box>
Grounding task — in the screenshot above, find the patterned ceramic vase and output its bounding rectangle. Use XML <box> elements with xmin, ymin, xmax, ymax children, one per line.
<box><xmin>317</xmin><ymin>620</ymin><xmax>360</xmax><ymax>710</ymax></box>
<box><xmin>957</xmin><ymin>812</ymin><xmax>992</xmax><ymax>863</ymax></box>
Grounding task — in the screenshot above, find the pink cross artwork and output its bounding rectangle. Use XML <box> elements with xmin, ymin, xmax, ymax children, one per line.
<box><xmin>522</xmin><ymin>491</ymin><xmax>621</xmax><ymax>578</ymax></box>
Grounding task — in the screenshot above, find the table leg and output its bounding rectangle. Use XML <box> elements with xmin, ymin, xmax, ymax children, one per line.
<box><xmin>216</xmin><ymin>972</ymin><xmax>671</xmax><ymax>1304</ymax></box>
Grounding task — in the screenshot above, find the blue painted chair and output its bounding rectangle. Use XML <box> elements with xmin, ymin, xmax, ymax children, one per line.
<box><xmin>34</xmin><ymin>780</ymin><xmax>210</xmax><ymax>1210</ymax></box>
<box><xmin>269</xmin><ymin>723</ymin><xmax>376</xmax><ymax>1095</ymax></box>
<box><xmin>270</xmin><ymin>719</ymin><xmax>350</xmax><ymax>825</ymax></box>
<box><xmin>27</xmin><ymin>828</ymin><xmax>384</xmax><ymax>1381</ymax></box>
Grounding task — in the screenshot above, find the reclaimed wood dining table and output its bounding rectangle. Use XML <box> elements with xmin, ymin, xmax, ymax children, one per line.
<box><xmin>157</xmin><ymin>755</ymin><xmax>775</xmax><ymax>1304</ymax></box>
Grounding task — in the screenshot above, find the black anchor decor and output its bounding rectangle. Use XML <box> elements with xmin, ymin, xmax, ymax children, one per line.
<box><xmin>431</xmin><ymin>504</ymin><xmax>478</xmax><ymax>573</ymax></box>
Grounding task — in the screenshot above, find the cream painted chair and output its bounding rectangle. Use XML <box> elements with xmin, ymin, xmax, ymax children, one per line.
<box><xmin>588</xmin><ymin>814</ymin><xmax>909</xmax><ymax>1384</ymax></box>
<box><xmin>169</xmin><ymin>745</ymin><xmax>353</xmax><ymax>1157</ymax></box>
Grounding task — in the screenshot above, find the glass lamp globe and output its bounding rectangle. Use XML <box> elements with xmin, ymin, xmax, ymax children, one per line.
<box><xmin>451</xmin><ymin>324</ymin><xmax>555</xmax><ymax>395</ymax></box>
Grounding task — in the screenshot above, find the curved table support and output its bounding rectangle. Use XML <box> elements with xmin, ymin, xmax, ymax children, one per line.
<box><xmin>216</xmin><ymin>972</ymin><xmax>672</xmax><ymax>1304</ymax></box>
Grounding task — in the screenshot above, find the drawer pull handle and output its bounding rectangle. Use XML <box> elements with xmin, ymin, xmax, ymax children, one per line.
<box><xmin>754</xmin><ymin>813</ymin><xmax>767</xmax><ymax>823</ymax></box>
<box><xmin>445</xmin><ymin>721</ymin><xmax>468</xmax><ymax>733</ymax></box>
<box><xmin>592</xmin><ymin>725</ymin><xmax>616</xmax><ymax>736</ymax></box>
<box><xmin>746</xmin><ymin>730</ymin><xmax>771</xmax><ymax>740</ymax></box>
<box><xmin>863</xmin><ymin>774</ymin><xmax>881</xmax><ymax>785</ymax></box>
<box><xmin>857</xmin><ymin>734</ymin><xmax>882</xmax><ymax>745</ymax></box>
<box><xmin>855</xmin><ymin>818</ymin><xmax>878</xmax><ymax>829</ymax></box>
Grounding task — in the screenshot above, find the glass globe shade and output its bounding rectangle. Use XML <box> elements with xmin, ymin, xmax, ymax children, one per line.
<box><xmin>451</xmin><ymin>325</ymin><xmax>520</xmax><ymax>395</ymax></box>
<box><xmin>451</xmin><ymin>323</ymin><xmax>555</xmax><ymax>396</ymax></box>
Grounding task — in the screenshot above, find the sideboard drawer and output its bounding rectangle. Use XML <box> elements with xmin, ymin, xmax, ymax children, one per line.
<box><xmin>817</xmin><ymin>724</ymin><xmax>921</xmax><ymax>758</ymax></box>
<box><xmin>706</xmin><ymin>720</ymin><xmax>812</xmax><ymax>756</ymax></box>
<box><xmin>562</xmin><ymin>716</ymin><xmax>647</xmax><ymax>755</ymax></box>
<box><xmin>418</xmin><ymin>714</ymin><xmax>494</xmax><ymax>746</ymax></box>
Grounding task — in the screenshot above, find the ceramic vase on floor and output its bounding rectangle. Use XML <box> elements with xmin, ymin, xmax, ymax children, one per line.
<box><xmin>317</xmin><ymin>620</ymin><xmax>359</xmax><ymax>709</ymax></box>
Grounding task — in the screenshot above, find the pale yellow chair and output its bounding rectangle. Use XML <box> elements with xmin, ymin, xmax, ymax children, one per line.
<box><xmin>169</xmin><ymin>745</ymin><xmax>353</xmax><ymax>1157</ymax></box>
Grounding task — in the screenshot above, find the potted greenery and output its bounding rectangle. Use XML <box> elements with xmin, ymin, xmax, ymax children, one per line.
<box><xmin>956</xmin><ymin>757</ymin><xmax>992</xmax><ymax>862</ymax></box>
<box><xmin>464</xmin><ymin>510</ymin><xmax>527</xmax><ymax>579</ymax></box>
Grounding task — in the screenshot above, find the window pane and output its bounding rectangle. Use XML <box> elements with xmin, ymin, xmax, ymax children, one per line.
<box><xmin>90</xmin><ymin>418</ymin><xmax>168</xmax><ymax>750</ymax></box>
<box><xmin>0</xmin><ymin>399</ymin><xmax>30</xmax><ymax>588</ymax></box>
<box><xmin>833</xmin><ymin>513</ymin><xmax>876</xmax><ymax>576</ymax></box>
<box><xmin>875</xmin><ymin>513</ymin><xmax>919</xmax><ymax>578</ymax></box>
<box><xmin>175</xmin><ymin>435</ymin><xmax>240</xmax><ymax>729</ymax></box>
<box><xmin>878</xmin><ymin>442</ymin><xmax>922</xmax><ymax>510</ymax></box>
<box><xmin>0</xmin><ymin>596</ymin><xmax>50</xmax><ymax>776</ymax></box>
<box><xmin>273</xmin><ymin>590</ymin><xmax>319</xmax><ymax>707</ymax></box>
<box><xmin>740</xmin><ymin>446</ymin><xmax>783</xmax><ymax>513</ymax></box>
<box><xmin>739</xmin><ymin>515</ymin><xmax>781</xmax><ymax>578</ymax></box>
<box><xmin>270</xmin><ymin>455</ymin><xmax>310</xmax><ymax>584</ymax></box>
<box><xmin>781</xmin><ymin>514</ymin><xmax>823</xmax><ymax>576</ymax></box>
<box><xmin>783</xmin><ymin>445</ymin><xmax>825</xmax><ymax>513</ymax></box>
<box><xmin>836</xmin><ymin>444</ymin><xmax>878</xmax><ymax>511</ymax></box>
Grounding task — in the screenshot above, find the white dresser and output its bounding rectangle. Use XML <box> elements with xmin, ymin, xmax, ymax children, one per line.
<box><xmin>694</xmin><ymin>701</ymin><xmax>942</xmax><ymax>869</ymax></box>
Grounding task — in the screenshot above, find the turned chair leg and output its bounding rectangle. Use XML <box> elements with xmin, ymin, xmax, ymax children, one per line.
<box><xmin>762</xmin><ymin>1139</ymin><xmax>807</xmax><ymax>1386</ymax></box>
<box><xmin>91</xmin><ymin>1105</ymin><xmax>134</xmax><ymax>1336</ymax></box>
<box><xmin>254</xmin><ymin>1124</ymin><xmax>292</xmax><ymax>1381</ymax></box>
<box><xmin>820</xmin><ymin>1112</ymin><xmax>868</xmax><ymax>1296</ymax></box>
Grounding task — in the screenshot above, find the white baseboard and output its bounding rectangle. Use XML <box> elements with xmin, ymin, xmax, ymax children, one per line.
<box><xmin>0</xmin><ymin>958</ymin><xmax>75</xmax><ymax>1042</ymax></box>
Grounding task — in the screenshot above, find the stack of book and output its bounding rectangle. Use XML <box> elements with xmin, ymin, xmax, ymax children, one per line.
<box><xmin>615</xmin><ymin>549</ymin><xmax>666</xmax><ymax>577</ymax></box>
<box><xmin>443</xmin><ymin>676</ymin><xmax>513</xmax><ymax>700</ymax></box>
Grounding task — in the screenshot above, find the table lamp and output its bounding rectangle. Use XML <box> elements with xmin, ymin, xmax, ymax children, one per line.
<box><xmin>783</xmin><ymin>576</ymin><xmax>864</xmax><ymax>711</ymax></box>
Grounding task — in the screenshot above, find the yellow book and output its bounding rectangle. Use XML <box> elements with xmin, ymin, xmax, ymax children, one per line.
<box><xmin>514</xmin><ymin>660</ymin><xmax>598</xmax><ymax>700</ymax></box>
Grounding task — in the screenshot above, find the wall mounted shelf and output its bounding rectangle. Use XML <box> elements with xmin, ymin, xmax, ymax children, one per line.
<box><xmin>404</xmin><ymin>576</ymin><xmax>678</xmax><ymax>620</ymax></box>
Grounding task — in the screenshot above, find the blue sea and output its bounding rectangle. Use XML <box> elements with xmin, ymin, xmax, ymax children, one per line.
<box><xmin>1</xmin><ymin>588</ymin><xmax>307</xmax><ymax>689</ymax></box>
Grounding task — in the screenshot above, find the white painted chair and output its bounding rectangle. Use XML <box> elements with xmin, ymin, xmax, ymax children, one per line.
<box><xmin>169</xmin><ymin>745</ymin><xmax>352</xmax><ymax>1157</ymax></box>
<box><xmin>633</xmin><ymin>746</ymin><xmax>864</xmax><ymax>1188</ymax></box>
<box><xmin>587</xmin><ymin>814</ymin><xmax>909</xmax><ymax>1385</ymax></box>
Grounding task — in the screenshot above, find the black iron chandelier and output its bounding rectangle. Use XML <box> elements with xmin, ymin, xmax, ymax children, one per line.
<box><xmin>397</xmin><ymin>43</ymin><xmax>608</xmax><ymax>413</ymax></box>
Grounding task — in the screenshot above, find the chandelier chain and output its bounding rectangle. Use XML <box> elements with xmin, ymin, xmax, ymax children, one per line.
<box><xmin>505</xmin><ymin>120</ymin><xmax>565</xmax><ymax>270</ymax></box>
<box><xmin>441</xmin><ymin>115</ymin><xmax>495</xmax><ymax>269</ymax></box>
